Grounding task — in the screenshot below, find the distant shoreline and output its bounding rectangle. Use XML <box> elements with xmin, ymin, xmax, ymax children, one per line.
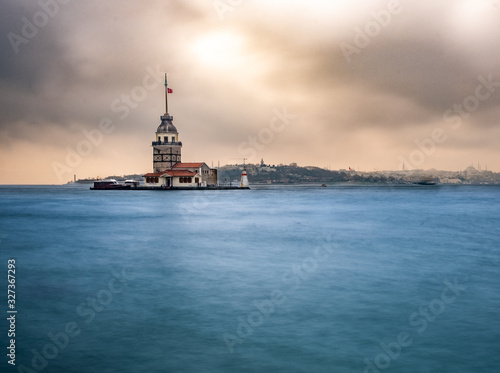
<box><xmin>64</xmin><ymin>163</ymin><xmax>499</xmax><ymax>186</ymax></box>
<box><xmin>2</xmin><ymin>183</ymin><xmax>499</xmax><ymax>188</ymax></box>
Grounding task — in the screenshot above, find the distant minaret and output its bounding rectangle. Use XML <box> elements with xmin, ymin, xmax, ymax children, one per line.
<box><xmin>240</xmin><ymin>166</ymin><xmax>249</xmax><ymax>188</ymax></box>
<box><xmin>152</xmin><ymin>74</ymin><xmax>182</xmax><ymax>172</ymax></box>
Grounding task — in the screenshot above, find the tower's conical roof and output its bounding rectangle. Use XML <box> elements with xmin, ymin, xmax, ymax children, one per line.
<box><xmin>156</xmin><ymin>114</ymin><xmax>177</xmax><ymax>133</ymax></box>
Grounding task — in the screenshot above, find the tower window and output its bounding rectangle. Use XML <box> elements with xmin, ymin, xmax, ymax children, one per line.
<box><xmin>164</xmin><ymin>136</ymin><xmax>168</xmax><ymax>142</ymax></box>
<box><xmin>171</xmin><ymin>136</ymin><xmax>175</xmax><ymax>142</ymax></box>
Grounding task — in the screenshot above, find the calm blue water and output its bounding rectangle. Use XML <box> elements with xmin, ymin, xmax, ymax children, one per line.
<box><xmin>1</xmin><ymin>184</ymin><xmax>499</xmax><ymax>373</ymax></box>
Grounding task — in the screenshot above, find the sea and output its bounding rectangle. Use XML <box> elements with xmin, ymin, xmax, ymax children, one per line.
<box><xmin>0</xmin><ymin>183</ymin><xmax>499</xmax><ymax>373</ymax></box>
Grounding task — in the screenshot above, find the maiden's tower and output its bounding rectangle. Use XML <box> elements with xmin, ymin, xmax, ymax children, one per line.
<box><xmin>143</xmin><ymin>75</ymin><xmax>218</xmax><ymax>188</ymax></box>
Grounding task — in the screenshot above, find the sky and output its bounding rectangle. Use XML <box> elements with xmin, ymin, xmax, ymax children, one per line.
<box><xmin>1</xmin><ymin>0</ymin><xmax>499</xmax><ymax>184</ymax></box>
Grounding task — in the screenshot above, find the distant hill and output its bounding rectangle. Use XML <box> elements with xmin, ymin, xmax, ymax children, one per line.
<box><xmin>216</xmin><ymin>164</ymin><xmax>405</xmax><ymax>184</ymax></box>
<box><xmin>217</xmin><ymin>164</ymin><xmax>500</xmax><ymax>185</ymax></box>
<box><xmin>74</xmin><ymin>165</ymin><xmax>500</xmax><ymax>185</ymax></box>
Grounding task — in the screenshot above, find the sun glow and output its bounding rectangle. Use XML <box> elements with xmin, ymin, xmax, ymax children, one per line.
<box><xmin>191</xmin><ymin>32</ymin><xmax>246</xmax><ymax>68</ymax></box>
<box><xmin>448</xmin><ymin>1</ymin><xmax>498</xmax><ymax>41</ymax></box>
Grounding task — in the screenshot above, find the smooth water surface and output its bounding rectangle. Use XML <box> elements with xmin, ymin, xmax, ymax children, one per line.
<box><xmin>1</xmin><ymin>184</ymin><xmax>499</xmax><ymax>372</ymax></box>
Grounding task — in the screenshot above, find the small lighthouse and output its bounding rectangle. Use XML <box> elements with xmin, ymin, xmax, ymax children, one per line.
<box><xmin>240</xmin><ymin>166</ymin><xmax>249</xmax><ymax>188</ymax></box>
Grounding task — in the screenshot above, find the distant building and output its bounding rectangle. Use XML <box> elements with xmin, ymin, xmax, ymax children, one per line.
<box><xmin>173</xmin><ymin>162</ymin><xmax>217</xmax><ymax>185</ymax></box>
<box><xmin>144</xmin><ymin>169</ymin><xmax>201</xmax><ymax>188</ymax></box>
<box><xmin>144</xmin><ymin>75</ymin><xmax>217</xmax><ymax>188</ymax></box>
<box><xmin>441</xmin><ymin>178</ymin><xmax>462</xmax><ymax>184</ymax></box>
<box><xmin>464</xmin><ymin>166</ymin><xmax>480</xmax><ymax>179</ymax></box>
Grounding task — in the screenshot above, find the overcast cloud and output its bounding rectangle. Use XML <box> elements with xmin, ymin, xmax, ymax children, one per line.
<box><xmin>1</xmin><ymin>0</ymin><xmax>499</xmax><ymax>183</ymax></box>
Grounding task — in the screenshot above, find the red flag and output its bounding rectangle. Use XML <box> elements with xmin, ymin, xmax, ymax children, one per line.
<box><xmin>167</xmin><ymin>88</ymin><xmax>173</xmax><ymax>93</ymax></box>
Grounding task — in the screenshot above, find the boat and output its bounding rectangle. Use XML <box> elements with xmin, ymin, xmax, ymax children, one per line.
<box><xmin>124</xmin><ymin>179</ymin><xmax>140</xmax><ymax>187</ymax></box>
<box><xmin>412</xmin><ymin>177</ymin><xmax>438</xmax><ymax>185</ymax></box>
<box><xmin>90</xmin><ymin>179</ymin><xmax>131</xmax><ymax>190</ymax></box>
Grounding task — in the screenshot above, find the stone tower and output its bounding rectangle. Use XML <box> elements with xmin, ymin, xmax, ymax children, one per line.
<box><xmin>152</xmin><ymin>74</ymin><xmax>182</xmax><ymax>172</ymax></box>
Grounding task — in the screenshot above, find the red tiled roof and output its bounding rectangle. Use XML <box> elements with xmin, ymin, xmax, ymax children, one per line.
<box><xmin>143</xmin><ymin>172</ymin><xmax>166</xmax><ymax>177</ymax></box>
<box><xmin>164</xmin><ymin>169</ymin><xmax>197</xmax><ymax>177</ymax></box>
<box><xmin>173</xmin><ymin>162</ymin><xmax>204</xmax><ymax>168</ymax></box>
<box><xmin>144</xmin><ymin>169</ymin><xmax>198</xmax><ymax>178</ymax></box>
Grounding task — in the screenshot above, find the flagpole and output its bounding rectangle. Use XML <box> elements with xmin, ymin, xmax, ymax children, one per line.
<box><xmin>164</xmin><ymin>73</ymin><xmax>168</xmax><ymax>115</ymax></box>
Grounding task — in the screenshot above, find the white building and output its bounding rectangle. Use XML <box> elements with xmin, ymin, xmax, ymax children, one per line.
<box><xmin>143</xmin><ymin>169</ymin><xmax>203</xmax><ymax>188</ymax></box>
